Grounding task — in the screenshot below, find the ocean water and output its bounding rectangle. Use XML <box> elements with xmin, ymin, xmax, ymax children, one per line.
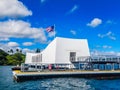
<box><xmin>0</xmin><ymin>66</ymin><xmax>120</xmax><ymax>90</ymax></box>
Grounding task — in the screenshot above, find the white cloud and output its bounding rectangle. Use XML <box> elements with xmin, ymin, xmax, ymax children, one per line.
<box><xmin>87</xmin><ymin>18</ymin><xmax>102</xmax><ymax>27</ymax></box>
<box><xmin>0</xmin><ymin>42</ymin><xmax>32</xmax><ymax>53</ymax></box>
<box><xmin>66</xmin><ymin>5</ymin><xmax>78</xmax><ymax>14</ymax></box>
<box><xmin>116</xmin><ymin>53</ymin><xmax>120</xmax><ymax>56</ymax></box>
<box><xmin>48</xmin><ymin>31</ymin><xmax>56</xmax><ymax>38</ymax></box>
<box><xmin>0</xmin><ymin>0</ymin><xmax>32</xmax><ymax>18</ymax></box>
<box><xmin>22</xmin><ymin>48</ymin><xmax>35</xmax><ymax>54</ymax></box>
<box><xmin>98</xmin><ymin>31</ymin><xmax>116</xmax><ymax>40</ymax></box>
<box><xmin>98</xmin><ymin>34</ymin><xmax>104</xmax><ymax>38</ymax></box>
<box><xmin>23</xmin><ymin>42</ymin><xmax>34</xmax><ymax>46</ymax></box>
<box><xmin>96</xmin><ymin>45</ymin><xmax>112</xmax><ymax>49</ymax></box>
<box><xmin>109</xmin><ymin>36</ymin><xmax>116</xmax><ymax>40</ymax></box>
<box><xmin>106</xmin><ymin>31</ymin><xmax>112</xmax><ymax>36</ymax></box>
<box><xmin>91</xmin><ymin>50</ymin><xmax>120</xmax><ymax>56</ymax></box>
<box><xmin>0</xmin><ymin>43</ymin><xmax>10</xmax><ymax>51</ymax></box>
<box><xmin>0</xmin><ymin>20</ymin><xmax>47</xmax><ymax>42</ymax></box>
<box><xmin>103</xmin><ymin>45</ymin><xmax>112</xmax><ymax>49</ymax></box>
<box><xmin>41</xmin><ymin>0</ymin><xmax>46</xmax><ymax>3</ymax></box>
<box><xmin>0</xmin><ymin>37</ymin><xmax>9</xmax><ymax>41</ymax></box>
<box><xmin>70</xmin><ymin>30</ymin><xmax>76</xmax><ymax>35</ymax></box>
<box><xmin>7</xmin><ymin>42</ymin><xmax>19</xmax><ymax>47</ymax></box>
<box><xmin>70</xmin><ymin>5</ymin><xmax>78</xmax><ymax>13</ymax></box>
<box><xmin>106</xmin><ymin>20</ymin><xmax>112</xmax><ymax>24</ymax></box>
<box><xmin>96</xmin><ymin>45</ymin><xmax>101</xmax><ymax>48</ymax></box>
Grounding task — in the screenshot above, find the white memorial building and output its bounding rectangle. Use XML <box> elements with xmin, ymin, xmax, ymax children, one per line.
<box><xmin>25</xmin><ymin>37</ymin><xmax>90</xmax><ymax>65</ymax></box>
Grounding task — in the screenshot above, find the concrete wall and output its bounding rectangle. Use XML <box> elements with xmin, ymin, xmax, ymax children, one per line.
<box><xmin>25</xmin><ymin>53</ymin><xmax>39</xmax><ymax>64</ymax></box>
<box><xmin>55</xmin><ymin>37</ymin><xmax>90</xmax><ymax>63</ymax></box>
<box><xmin>41</xmin><ymin>38</ymin><xmax>57</xmax><ymax>64</ymax></box>
<box><xmin>25</xmin><ymin>37</ymin><xmax>90</xmax><ymax>64</ymax></box>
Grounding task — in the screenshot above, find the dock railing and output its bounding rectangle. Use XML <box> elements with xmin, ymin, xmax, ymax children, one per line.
<box><xmin>21</xmin><ymin>63</ymin><xmax>76</xmax><ymax>72</ymax></box>
<box><xmin>21</xmin><ymin>56</ymin><xmax>120</xmax><ymax>72</ymax></box>
<box><xmin>76</xmin><ymin>56</ymin><xmax>120</xmax><ymax>63</ymax></box>
<box><xmin>72</xmin><ymin>56</ymin><xmax>120</xmax><ymax>70</ymax></box>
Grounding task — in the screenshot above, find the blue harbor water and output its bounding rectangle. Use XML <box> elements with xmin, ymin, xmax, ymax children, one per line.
<box><xmin>0</xmin><ymin>66</ymin><xmax>120</xmax><ymax>90</ymax></box>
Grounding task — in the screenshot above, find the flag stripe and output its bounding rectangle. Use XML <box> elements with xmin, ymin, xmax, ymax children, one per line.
<box><xmin>46</xmin><ymin>26</ymin><xmax>54</xmax><ymax>32</ymax></box>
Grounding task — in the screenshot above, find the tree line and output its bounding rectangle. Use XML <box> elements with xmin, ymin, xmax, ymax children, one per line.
<box><xmin>0</xmin><ymin>48</ymin><xmax>41</xmax><ymax>65</ymax></box>
<box><xmin>0</xmin><ymin>49</ymin><xmax>25</xmax><ymax>65</ymax></box>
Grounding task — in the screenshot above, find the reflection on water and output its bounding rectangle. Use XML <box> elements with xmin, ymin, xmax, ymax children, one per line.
<box><xmin>0</xmin><ymin>66</ymin><xmax>120</xmax><ymax>90</ymax></box>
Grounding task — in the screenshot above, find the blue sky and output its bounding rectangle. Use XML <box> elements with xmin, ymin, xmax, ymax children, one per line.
<box><xmin>0</xmin><ymin>0</ymin><xmax>120</xmax><ymax>55</ymax></box>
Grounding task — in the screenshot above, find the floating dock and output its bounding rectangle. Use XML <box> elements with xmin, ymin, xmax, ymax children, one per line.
<box><xmin>12</xmin><ymin>56</ymin><xmax>120</xmax><ymax>82</ymax></box>
<box><xmin>13</xmin><ymin>70</ymin><xmax>120</xmax><ymax>82</ymax></box>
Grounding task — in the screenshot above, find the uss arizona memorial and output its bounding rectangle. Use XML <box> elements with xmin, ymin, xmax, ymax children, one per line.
<box><xmin>13</xmin><ymin>37</ymin><xmax>120</xmax><ymax>82</ymax></box>
<box><xmin>25</xmin><ymin>37</ymin><xmax>90</xmax><ymax>65</ymax></box>
<box><xmin>25</xmin><ymin>37</ymin><xmax>120</xmax><ymax>70</ymax></box>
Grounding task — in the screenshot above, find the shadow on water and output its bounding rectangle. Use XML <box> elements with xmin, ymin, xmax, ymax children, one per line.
<box><xmin>1</xmin><ymin>66</ymin><xmax>120</xmax><ymax>90</ymax></box>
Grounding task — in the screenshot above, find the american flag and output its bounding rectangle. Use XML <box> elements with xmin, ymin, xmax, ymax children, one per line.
<box><xmin>46</xmin><ymin>26</ymin><xmax>54</xmax><ymax>32</ymax></box>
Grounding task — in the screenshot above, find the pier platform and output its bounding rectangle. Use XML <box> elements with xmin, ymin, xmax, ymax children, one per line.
<box><xmin>13</xmin><ymin>55</ymin><xmax>120</xmax><ymax>82</ymax></box>
<box><xmin>13</xmin><ymin>70</ymin><xmax>120</xmax><ymax>82</ymax></box>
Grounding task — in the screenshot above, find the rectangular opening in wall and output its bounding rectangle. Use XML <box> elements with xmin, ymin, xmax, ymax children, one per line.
<box><xmin>70</xmin><ymin>52</ymin><xmax>76</xmax><ymax>62</ymax></box>
<box><xmin>41</xmin><ymin>54</ymin><xmax>42</xmax><ymax>62</ymax></box>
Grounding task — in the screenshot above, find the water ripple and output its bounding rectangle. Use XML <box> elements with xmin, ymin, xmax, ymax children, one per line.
<box><xmin>1</xmin><ymin>66</ymin><xmax>120</xmax><ymax>90</ymax></box>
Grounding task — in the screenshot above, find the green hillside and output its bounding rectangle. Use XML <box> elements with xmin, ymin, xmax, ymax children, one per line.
<box><xmin>0</xmin><ymin>49</ymin><xmax>25</xmax><ymax>65</ymax></box>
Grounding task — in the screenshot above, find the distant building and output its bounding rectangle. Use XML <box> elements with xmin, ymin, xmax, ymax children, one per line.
<box><xmin>25</xmin><ymin>37</ymin><xmax>90</xmax><ymax>65</ymax></box>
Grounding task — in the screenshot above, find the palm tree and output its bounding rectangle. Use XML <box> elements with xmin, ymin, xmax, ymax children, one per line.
<box><xmin>8</xmin><ymin>50</ymin><xmax>10</xmax><ymax>54</ymax></box>
<box><xmin>20</xmin><ymin>50</ymin><xmax>22</xmax><ymax>53</ymax></box>
<box><xmin>8</xmin><ymin>49</ymin><xmax>14</xmax><ymax>55</ymax></box>
<box><xmin>16</xmin><ymin>48</ymin><xmax>19</xmax><ymax>53</ymax></box>
<box><xmin>10</xmin><ymin>49</ymin><xmax>14</xmax><ymax>54</ymax></box>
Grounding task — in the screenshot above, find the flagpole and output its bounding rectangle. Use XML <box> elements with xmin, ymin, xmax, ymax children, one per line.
<box><xmin>54</xmin><ymin>24</ymin><xmax>56</xmax><ymax>39</ymax></box>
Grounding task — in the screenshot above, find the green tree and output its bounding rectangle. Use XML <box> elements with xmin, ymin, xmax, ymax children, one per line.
<box><xmin>16</xmin><ymin>48</ymin><xmax>19</xmax><ymax>53</ymax></box>
<box><xmin>36</xmin><ymin>48</ymin><xmax>41</xmax><ymax>53</ymax></box>
<box><xmin>10</xmin><ymin>49</ymin><xmax>14</xmax><ymax>54</ymax></box>
<box><xmin>8</xmin><ymin>49</ymin><xmax>14</xmax><ymax>55</ymax></box>
<box><xmin>15</xmin><ymin>53</ymin><xmax>23</xmax><ymax>65</ymax></box>
<box><xmin>6</xmin><ymin>53</ymin><xmax>25</xmax><ymax>65</ymax></box>
<box><xmin>20</xmin><ymin>50</ymin><xmax>22</xmax><ymax>53</ymax></box>
<box><xmin>0</xmin><ymin>49</ymin><xmax>8</xmax><ymax>65</ymax></box>
<box><xmin>6</xmin><ymin>55</ymin><xmax>19</xmax><ymax>65</ymax></box>
<box><xmin>0</xmin><ymin>49</ymin><xmax>25</xmax><ymax>65</ymax></box>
